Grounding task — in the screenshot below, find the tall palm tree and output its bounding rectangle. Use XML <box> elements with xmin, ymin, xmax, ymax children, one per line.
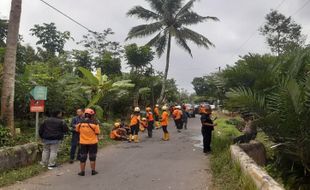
<box><xmin>126</xmin><ymin>0</ymin><xmax>219</xmax><ymax>103</ymax></box>
<box><xmin>1</xmin><ymin>0</ymin><xmax>22</xmax><ymax>135</ymax></box>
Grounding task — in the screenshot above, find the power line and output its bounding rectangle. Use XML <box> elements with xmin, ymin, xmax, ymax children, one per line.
<box><xmin>291</xmin><ymin>0</ymin><xmax>310</xmax><ymax>16</ymax></box>
<box><xmin>39</xmin><ymin>0</ymin><xmax>95</xmax><ymax>33</ymax></box>
<box><xmin>234</xmin><ymin>0</ymin><xmax>287</xmax><ymax>53</ymax></box>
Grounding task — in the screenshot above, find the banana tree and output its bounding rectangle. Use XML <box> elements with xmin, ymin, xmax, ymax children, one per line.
<box><xmin>78</xmin><ymin>67</ymin><xmax>135</xmax><ymax>119</ymax></box>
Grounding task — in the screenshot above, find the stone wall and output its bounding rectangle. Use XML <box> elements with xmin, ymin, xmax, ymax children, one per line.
<box><xmin>0</xmin><ymin>143</ymin><xmax>41</xmax><ymax>172</ymax></box>
<box><xmin>239</xmin><ymin>140</ymin><xmax>267</xmax><ymax>166</ymax></box>
<box><xmin>230</xmin><ymin>145</ymin><xmax>284</xmax><ymax>190</ymax></box>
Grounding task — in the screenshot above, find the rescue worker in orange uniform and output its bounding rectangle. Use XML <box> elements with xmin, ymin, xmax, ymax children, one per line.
<box><xmin>146</xmin><ymin>107</ymin><xmax>154</xmax><ymax>138</ymax></box>
<box><xmin>76</xmin><ymin>108</ymin><xmax>100</xmax><ymax>176</ymax></box>
<box><xmin>140</xmin><ymin>118</ymin><xmax>148</xmax><ymax>132</ymax></box>
<box><xmin>129</xmin><ymin>107</ymin><xmax>141</xmax><ymax>143</ymax></box>
<box><xmin>172</xmin><ymin>105</ymin><xmax>183</xmax><ymax>132</ymax></box>
<box><xmin>110</xmin><ymin>122</ymin><xmax>127</xmax><ymax>141</ymax></box>
<box><xmin>160</xmin><ymin>105</ymin><xmax>170</xmax><ymax>141</ymax></box>
<box><xmin>154</xmin><ymin>104</ymin><xmax>160</xmax><ymax>129</ymax></box>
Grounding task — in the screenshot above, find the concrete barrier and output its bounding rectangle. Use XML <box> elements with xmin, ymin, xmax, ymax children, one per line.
<box><xmin>230</xmin><ymin>145</ymin><xmax>284</xmax><ymax>190</ymax></box>
<box><xmin>0</xmin><ymin>143</ymin><xmax>40</xmax><ymax>172</ymax></box>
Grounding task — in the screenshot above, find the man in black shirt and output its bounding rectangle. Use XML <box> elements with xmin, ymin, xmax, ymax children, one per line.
<box><xmin>200</xmin><ymin>105</ymin><xmax>217</xmax><ymax>154</ymax></box>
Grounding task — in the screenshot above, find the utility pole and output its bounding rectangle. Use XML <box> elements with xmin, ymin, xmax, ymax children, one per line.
<box><xmin>1</xmin><ymin>0</ymin><xmax>22</xmax><ymax>136</ymax></box>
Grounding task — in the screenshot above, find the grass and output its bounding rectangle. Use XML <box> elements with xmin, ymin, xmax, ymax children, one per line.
<box><xmin>210</xmin><ymin>113</ymin><xmax>257</xmax><ymax>190</ymax></box>
<box><xmin>0</xmin><ymin>121</ymin><xmax>115</xmax><ymax>188</ymax></box>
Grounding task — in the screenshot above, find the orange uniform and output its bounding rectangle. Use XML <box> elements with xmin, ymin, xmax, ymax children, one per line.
<box><xmin>154</xmin><ymin>107</ymin><xmax>160</xmax><ymax>116</ymax></box>
<box><xmin>146</xmin><ymin>112</ymin><xmax>154</xmax><ymax>121</ymax></box>
<box><xmin>110</xmin><ymin>130</ymin><xmax>120</xmax><ymax>139</ymax></box>
<box><xmin>76</xmin><ymin>123</ymin><xmax>100</xmax><ymax>144</ymax></box>
<box><xmin>172</xmin><ymin>109</ymin><xmax>182</xmax><ymax>120</ymax></box>
<box><xmin>161</xmin><ymin>111</ymin><xmax>169</xmax><ymax>126</ymax></box>
<box><xmin>130</xmin><ymin>115</ymin><xmax>140</xmax><ymax>127</ymax></box>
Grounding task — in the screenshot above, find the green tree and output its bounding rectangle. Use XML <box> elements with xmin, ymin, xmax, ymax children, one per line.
<box><xmin>0</xmin><ymin>18</ymin><xmax>8</xmax><ymax>47</ymax></box>
<box><xmin>78</xmin><ymin>29</ymin><xmax>122</xmax><ymax>58</ymax></box>
<box><xmin>30</xmin><ymin>23</ymin><xmax>71</xmax><ymax>56</ymax></box>
<box><xmin>225</xmin><ymin>49</ymin><xmax>310</xmax><ymax>189</ymax></box>
<box><xmin>72</xmin><ymin>50</ymin><xmax>93</xmax><ymax>74</ymax></box>
<box><xmin>125</xmin><ymin>44</ymin><xmax>155</xmax><ymax>106</ymax></box>
<box><xmin>95</xmin><ymin>52</ymin><xmax>122</xmax><ymax>77</ymax></box>
<box><xmin>126</xmin><ymin>0</ymin><xmax>219</xmax><ymax>103</ymax></box>
<box><xmin>260</xmin><ymin>10</ymin><xmax>305</xmax><ymax>55</ymax></box>
<box><xmin>125</xmin><ymin>44</ymin><xmax>154</xmax><ymax>70</ymax></box>
<box><xmin>16</xmin><ymin>44</ymin><xmax>38</xmax><ymax>73</ymax></box>
<box><xmin>1</xmin><ymin>0</ymin><xmax>22</xmax><ymax>135</ymax></box>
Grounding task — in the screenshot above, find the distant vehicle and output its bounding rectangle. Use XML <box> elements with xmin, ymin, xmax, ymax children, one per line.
<box><xmin>184</xmin><ymin>104</ymin><xmax>195</xmax><ymax>117</ymax></box>
<box><xmin>194</xmin><ymin>105</ymin><xmax>200</xmax><ymax>115</ymax></box>
<box><xmin>210</xmin><ymin>105</ymin><xmax>216</xmax><ymax>110</ymax></box>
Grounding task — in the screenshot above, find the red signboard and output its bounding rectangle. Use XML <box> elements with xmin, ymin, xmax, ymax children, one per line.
<box><xmin>30</xmin><ymin>100</ymin><xmax>45</xmax><ymax>113</ymax></box>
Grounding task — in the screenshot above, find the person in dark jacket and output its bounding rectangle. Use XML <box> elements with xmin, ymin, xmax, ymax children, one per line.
<box><xmin>182</xmin><ymin>105</ymin><xmax>189</xmax><ymax>130</ymax></box>
<box><xmin>69</xmin><ymin>109</ymin><xmax>84</xmax><ymax>163</ymax></box>
<box><xmin>39</xmin><ymin>110</ymin><xmax>68</xmax><ymax>170</ymax></box>
<box><xmin>200</xmin><ymin>105</ymin><xmax>217</xmax><ymax>154</ymax></box>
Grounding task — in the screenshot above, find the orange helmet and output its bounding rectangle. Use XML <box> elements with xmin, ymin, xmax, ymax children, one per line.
<box><xmin>84</xmin><ymin>108</ymin><xmax>95</xmax><ymax>115</ymax></box>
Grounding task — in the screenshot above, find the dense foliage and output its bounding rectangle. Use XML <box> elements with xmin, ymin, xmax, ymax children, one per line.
<box><xmin>192</xmin><ymin>10</ymin><xmax>310</xmax><ymax>189</ymax></box>
<box><xmin>0</xmin><ymin>22</ymin><xmax>182</xmax><ymax>127</ymax></box>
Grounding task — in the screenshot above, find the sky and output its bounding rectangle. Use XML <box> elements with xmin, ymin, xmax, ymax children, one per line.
<box><xmin>0</xmin><ymin>0</ymin><xmax>310</xmax><ymax>92</ymax></box>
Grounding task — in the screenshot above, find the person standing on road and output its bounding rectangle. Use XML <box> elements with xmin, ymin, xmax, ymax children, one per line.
<box><xmin>172</xmin><ymin>105</ymin><xmax>183</xmax><ymax>132</ymax></box>
<box><xmin>146</xmin><ymin>107</ymin><xmax>154</xmax><ymax>138</ymax></box>
<box><xmin>182</xmin><ymin>105</ymin><xmax>189</xmax><ymax>130</ymax></box>
<box><xmin>200</xmin><ymin>105</ymin><xmax>217</xmax><ymax>154</ymax></box>
<box><xmin>154</xmin><ymin>104</ymin><xmax>160</xmax><ymax>129</ymax></box>
<box><xmin>39</xmin><ymin>110</ymin><xmax>68</xmax><ymax>170</ymax></box>
<box><xmin>160</xmin><ymin>105</ymin><xmax>170</xmax><ymax>141</ymax></box>
<box><xmin>76</xmin><ymin>108</ymin><xmax>100</xmax><ymax>176</ymax></box>
<box><xmin>129</xmin><ymin>107</ymin><xmax>141</xmax><ymax>143</ymax></box>
<box><xmin>69</xmin><ymin>109</ymin><xmax>84</xmax><ymax>164</ymax></box>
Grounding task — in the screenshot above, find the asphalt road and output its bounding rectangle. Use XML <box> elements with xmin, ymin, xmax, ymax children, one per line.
<box><xmin>3</xmin><ymin>117</ymin><xmax>212</xmax><ymax>190</ymax></box>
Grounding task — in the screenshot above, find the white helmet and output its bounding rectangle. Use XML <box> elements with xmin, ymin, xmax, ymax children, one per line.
<box><xmin>134</xmin><ymin>107</ymin><xmax>140</xmax><ymax>112</ymax></box>
<box><xmin>176</xmin><ymin>105</ymin><xmax>181</xmax><ymax>109</ymax></box>
<box><xmin>162</xmin><ymin>105</ymin><xmax>168</xmax><ymax>111</ymax></box>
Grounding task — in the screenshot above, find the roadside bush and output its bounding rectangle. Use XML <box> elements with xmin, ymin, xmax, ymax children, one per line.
<box><xmin>0</xmin><ymin>127</ymin><xmax>13</xmax><ymax>147</ymax></box>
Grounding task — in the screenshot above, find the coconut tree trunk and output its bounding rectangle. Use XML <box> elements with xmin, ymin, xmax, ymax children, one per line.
<box><xmin>158</xmin><ymin>32</ymin><xmax>172</xmax><ymax>104</ymax></box>
<box><xmin>1</xmin><ymin>0</ymin><xmax>22</xmax><ymax>136</ymax></box>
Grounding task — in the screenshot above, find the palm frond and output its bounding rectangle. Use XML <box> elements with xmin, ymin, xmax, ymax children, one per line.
<box><xmin>174</xmin><ymin>29</ymin><xmax>192</xmax><ymax>56</ymax></box>
<box><xmin>127</xmin><ymin>6</ymin><xmax>162</xmax><ymax>21</ymax></box>
<box><xmin>178</xmin><ymin>11</ymin><xmax>219</xmax><ymax>25</ymax></box>
<box><xmin>179</xmin><ymin>27</ymin><xmax>214</xmax><ymax>48</ymax></box>
<box><xmin>176</xmin><ymin>0</ymin><xmax>196</xmax><ymax>17</ymax></box>
<box><xmin>286</xmin><ymin>79</ymin><xmax>302</xmax><ymax>114</ymax></box>
<box><xmin>304</xmin><ymin>77</ymin><xmax>310</xmax><ymax>109</ymax></box>
<box><xmin>145</xmin><ymin>0</ymin><xmax>164</xmax><ymax>14</ymax></box>
<box><xmin>147</xmin><ymin>29</ymin><xmax>169</xmax><ymax>57</ymax></box>
<box><xmin>126</xmin><ymin>22</ymin><xmax>164</xmax><ymax>40</ymax></box>
<box><xmin>163</xmin><ymin>0</ymin><xmax>184</xmax><ymax>16</ymax></box>
<box><xmin>226</xmin><ymin>87</ymin><xmax>267</xmax><ymax>116</ymax></box>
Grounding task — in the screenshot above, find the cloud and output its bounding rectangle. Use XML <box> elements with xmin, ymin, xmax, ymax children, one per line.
<box><xmin>0</xmin><ymin>0</ymin><xmax>309</xmax><ymax>92</ymax></box>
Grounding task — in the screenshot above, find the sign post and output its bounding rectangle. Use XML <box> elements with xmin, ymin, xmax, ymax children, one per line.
<box><xmin>30</xmin><ymin>99</ymin><xmax>45</xmax><ymax>139</ymax></box>
<box><xmin>30</xmin><ymin>86</ymin><xmax>47</xmax><ymax>140</ymax></box>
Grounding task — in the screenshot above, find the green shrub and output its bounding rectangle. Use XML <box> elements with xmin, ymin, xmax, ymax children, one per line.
<box><xmin>0</xmin><ymin>127</ymin><xmax>13</xmax><ymax>147</ymax></box>
<box><xmin>211</xmin><ymin>117</ymin><xmax>257</xmax><ymax>190</ymax></box>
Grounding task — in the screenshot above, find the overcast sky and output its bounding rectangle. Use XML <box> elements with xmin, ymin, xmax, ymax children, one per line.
<box><xmin>0</xmin><ymin>0</ymin><xmax>309</xmax><ymax>92</ymax></box>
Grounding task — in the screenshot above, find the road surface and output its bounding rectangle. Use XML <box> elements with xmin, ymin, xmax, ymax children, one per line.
<box><xmin>3</xmin><ymin>117</ymin><xmax>212</xmax><ymax>190</ymax></box>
